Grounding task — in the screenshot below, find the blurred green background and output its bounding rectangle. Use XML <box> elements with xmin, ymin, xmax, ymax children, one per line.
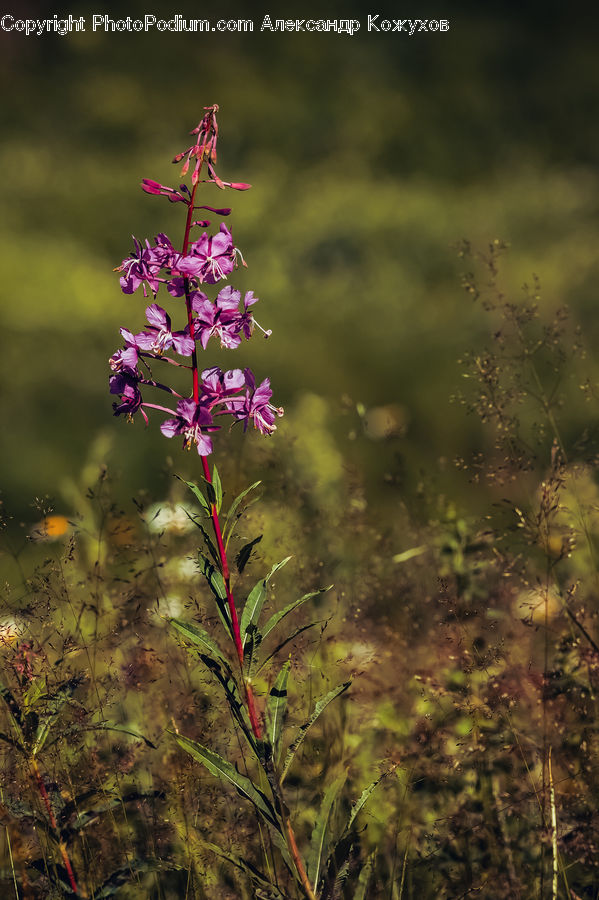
<box><xmin>1</xmin><ymin>0</ymin><xmax>598</xmax><ymax>524</ymax></box>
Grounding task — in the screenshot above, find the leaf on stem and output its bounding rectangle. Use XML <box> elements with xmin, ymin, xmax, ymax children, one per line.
<box><xmin>173</xmin><ymin>734</ymin><xmax>281</xmax><ymax>831</ymax></box>
<box><xmin>198</xmin><ymin>654</ymin><xmax>258</xmax><ymax>755</ymax></box>
<box><xmin>280</xmin><ymin>682</ymin><xmax>351</xmax><ymax>784</ymax></box>
<box><xmin>170</xmin><ymin>617</ymin><xmax>228</xmax><ymax>668</ymax></box>
<box><xmin>175</xmin><ymin>474</ymin><xmax>210</xmax><ymax>514</ymax></box>
<box><xmin>261</xmin><ymin>587</ymin><xmax>331</xmax><ymax>642</ymax></box>
<box><xmin>307</xmin><ymin>770</ymin><xmax>348</xmax><ymax>893</ymax></box>
<box><xmin>344</xmin><ymin>764</ymin><xmax>400</xmax><ymax>836</ymax></box>
<box><xmin>89</xmin><ymin>722</ymin><xmax>157</xmax><ymax>749</ymax></box>
<box><xmin>241</xmin><ymin>557</ymin><xmax>292</xmax><ymax>650</ymax></box>
<box><xmin>266</xmin><ymin>658</ymin><xmax>291</xmax><ymax>762</ymax></box>
<box><xmin>201</xmin><ymin>840</ymin><xmax>286</xmax><ymax>897</ymax></box>
<box><xmin>211</xmin><ymin>464</ymin><xmax>223</xmax><ymax>513</ymax></box>
<box><xmin>352</xmin><ymin>851</ymin><xmax>376</xmax><ymax>900</ymax></box>
<box><xmin>95</xmin><ymin>858</ymin><xmax>163</xmax><ymax>897</ymax></box>
<box><xmin>33</xmin><ymin>673</ymin><xmax>87</xmax><ymax>756</ymax></box>
<box><xmin>223</xmin><ymin>480</ymin><xmax>262</xmax><ymax>545</ymax></box>
<box><xmin>198</xmin><ymin>555</ymin><xmax>233</xmax><ymax>639</ymax></box>
<box><xmin>255</xmin><ymin>623</ymin><xmax>318</xmax><ymax>677</ymax></box>
<box><xmin>236</xmin><ymin>535</ymin><xmax>263</xmax><ymax>574</ymax></box>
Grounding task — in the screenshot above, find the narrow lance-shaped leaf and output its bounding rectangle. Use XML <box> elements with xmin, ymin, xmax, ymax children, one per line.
<box><xmin>307</xmin><ymin>769</ymin><xmax>348</xmax><ymax>892</ymax></box>
<box><xmin>255</xmin><ymin>622</ymin><xmax>318</xmax><ymax>677</ymax></box>
<box><xmin>344</xmin><ymin>763</ymin><xmax>400</xmax><ymax>835</ymax></box>
<box><xmin>210</xmin><ymin>464</ymin><xmax>223</xmax><ymax>513</ymax></box>
<box><xmin>240</xmin><ymin>556</ymin><xmax>292</xmax><ymax>652</ymax></box>
<box><xmin>33</xmin><ymin>674</ymin><xmax>86</xmax><ymax>756</ymax></box>
<box><xmin>0</xmin><ymin>679</ymin><xmax>23</xmax><ymax>731</ymax></box>
<box><xmin>281</xmin><ymin>682</ymin><xmax>351</xmax><ymax>784</ymax></box>
<box><xmin>174</xmin><ymin>734</ymin><xmax>281</xmax><ymax>831</ymax></box>
<box><xmin>175</xmin><ymin>474</ymin><xmax>210</xmax><ymax>514</ymax></box>
<box><xmin>183</xmin><ymin>510</ymin><xmax>219</xmax><ymax>564</ymax></box>
<box><xmin>89</xmin><ymin>722</ymin><xmax>157</xmax><ymax>749</ymax></box>
<box><xmin>170</xmin><ymin>618</ymin><xmax>228</xmax><ymax>668</ymax></box>
<box><xmin>199</xmin><ymin>654</ymin><xmax>259</xmax><ymax>756</ymax></box>
<box><xmin>201</xmin><ymin>841</ymin><xmax>285</xmax><ymax>896</ymax></box>
<box><xmin>236</xmin><ymin>535</ymin><xmax>263</xmax><ymax>574</ymax></box>
<box><xmin>95</xmin><ymin>858</ymin><xmax>162</xmax><ymax>898</ymax></box>
<box><xmin>266</xmin><ymin>659</ymin><xmax>291</xmax><ymax>762</ymax></box>
<box><xmin>223</xmin><ymin>480</ymin><xmax>261</xmax><ymax>545</ymax></box>
<box><xmin>242</xmin><ymin>558</ymin><xmax>293</xmax><ymax>678</ymax></box>
<box><xmin>198</xmin><ymin>554</ymin><xmax>232</xmax><ymax>639</ymax></box>
<box><xmin>261</xmin><ymin>587</ymin><xmax>331</xmax><ymax>642</ymax></box>
<box><xmin>353</xmin><ymin>851</ymin><xmax>376</xmax><ymax>900</ymax></box>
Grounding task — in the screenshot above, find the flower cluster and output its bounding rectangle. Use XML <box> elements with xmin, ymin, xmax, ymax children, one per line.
<box><xmin>109</xmin><ymin>106</ymin><xmax>283</xmax><ymax>457</ymax></box>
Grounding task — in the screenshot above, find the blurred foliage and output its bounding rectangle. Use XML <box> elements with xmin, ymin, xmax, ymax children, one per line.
<box><xmin>1</xmin><ymin>1</ymin><xmax>599</xmax><ymax>522</ymax></box>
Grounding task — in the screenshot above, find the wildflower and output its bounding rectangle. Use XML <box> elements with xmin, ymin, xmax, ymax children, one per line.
<box><xmin>116</xmin><ymin>234</ymin><xmax>178</xmax><ymax>296</ymax></box>
<box><xmin>231</xmin><ymin>370</ymin><xmax>284</xmax><ymax>435</ymax></box>
<box><xmin>160</xmin><ymin>398</ymin><xmax>215</xmax><ymax>456</ymax></box>
<box><xmin>192</xmin><ymin>287</ymin><xmax>242</xmax><ymax>349</ymax></box>
<box><xmin>110</xmin><ymin>372</ymin><xmax>146</xmax><ymax>422</ymax></box>
<box><xmin>200</xmin><ymin>365</ymin><xmax>246</xmax><ymax>403</ymax></box>
<box><xmin>109</xmin><ymin>332</ymin><xmax>140</xmax><ymax>375</ymax></box>
<box><xmin>177</xmin><ymin>224</ymin><xmax>235</xmax><ymax>284</ymax></box>
<box><xmin>132</xmin><ymin>304</ymin><xmax>195</xmax><ymax>356</ymax></box>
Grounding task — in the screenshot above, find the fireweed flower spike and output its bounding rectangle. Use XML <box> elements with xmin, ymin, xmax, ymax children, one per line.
<box><xmin>107</xmin><ymin>107</ymin><xmax>283</xmax><ymax>680</ymax></box>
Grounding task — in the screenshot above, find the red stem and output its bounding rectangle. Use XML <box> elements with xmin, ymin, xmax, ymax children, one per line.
<box><xmin>176</xmin><ymin>109</ymin><xmax>312</xmax><ymax>897</ymax></box>
<box><xmin>179</xmin><ymin>112</ymin><xmax>262</xmax><ymax>740</ymax></box>
<box><xmin>32</xmin><ymin>760</ymin><xmax>79</xmax><ymax>895</ymax></box>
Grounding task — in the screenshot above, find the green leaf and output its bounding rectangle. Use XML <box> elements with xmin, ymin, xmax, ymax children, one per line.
<box><xmin>201</xmin><ymin>841</ymin><xmax>284</xmax><ymax>895</ymax></box>
<box><xmin>33</xmin><ymin>673</ymin><xmax>86</xmax><ymax>756</ymax></box>
<box><xmin>281</xmin><ymin>682</ymin><xmax>351</xmax><ymax>784</ymax></box>
<box><xmin>261</xmin><ymin>587</ymin><xmax>331</xmax><ymax>642</ymax></box>
<box><xmin>345</xmin><ymin>763</ymin><xmax>399</xmax><ymax>835</ymax></box>
<box><xmin>198</xmin><ymin>555</ymin><xmax>232</xmax><ymax>639</ymax></box>
<box><xmin>90</xmin><ymin>722</ymin><xmax>157</xmax><ymax>749</ymax></box>
<box><xmin>241</xmin><ymin>557</ymin><xmax>292</xmax><ymax>649</ymax></box>
<box><xmin>307</xmin><ymin>769</ymin><xmax>347</xmax><ymax>892</ymax></box>
<box><xmin>236</xmin><ymin>535</ymin><xmax>263</xmax><ymax>574</ymax></box>
<box><xmin>353</xmin><ymin>851</ymin><xmax>376</xmax><ymax>900</ymax></box>
<box><xmin>223</xmin><ymin>480</ymin><xmax>262</xmax><ymax>543</ymax></box>
<box><xmin>174</xmin><ymin>734</ymin><xmax>281</xmax><ymax>831</ymax></box>
<box><xmin>170</xmin><ymin>618</ymin><xmax>228</xmax><ymax>667</ymax></box>
<box><xmin>184</xmin><ymin>511</ymin><xmax>219</xmax><ymax>564</ymax></box>
<box><xmin>198</xmin><ymin>655</ymin><xmax>258</xmax><ymax>755</ymax></box>
<box><xmin>211</xmin><ymin>465</ymin><xmax>223</xmax><ymax>513</ymax></box>
<box><xmin>175</xmin><ymin>474</ymin><xmax>210</xmax><ymax>514</ymax></box>
<box><xmin>23</xmin><ymin>678</ymin><xmax>46</xmax><ymax>711</ymax></box>
<box><xmin>266</xmin><ymin>659</ymin><xmax>291</xmax><ymax>762</ymax></box>
<box><xmin>64</xmin><ymin>790</ymin><xmax>163</xmax><ymax>838</ymax></box>
<box><xmin>255</xmin><ymin>623</ymin><xmax>318</xmax><ymax>676</ymax></box>
<box><xmin>95</xmin><ymin>858</ymin><xmax>163</xmax><ymax>897</ymax></box>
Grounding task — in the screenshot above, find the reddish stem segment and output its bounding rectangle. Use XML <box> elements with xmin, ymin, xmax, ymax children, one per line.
<box><xmin>32</xmin><ymin>760</ymin><xmax>79</xmax><ymax>895</ymax></box>
<box><xmin>179</xmin><ymin>113</ymin><xmax>262</xmax><ymax>740</ymax></box>
<box><xmin>176</xmin><ymin>112</ymin><xmax>311</xmax><ymax>898</ymax></box>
